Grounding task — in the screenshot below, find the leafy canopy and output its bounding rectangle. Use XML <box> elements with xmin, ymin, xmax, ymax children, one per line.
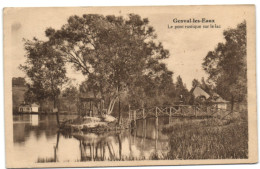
<box><xmin>202</xmin><ymin>21</ymin><xmax>247</xmax><ymax>103</ymax></box>
<box><xmin>45</xmin><ymin>14</ymin><xmax>171</xmax><ymax>107</ymax></box>
<box><xmin>20</xmin><ymin>38</ymin><xmax>68</xmax><ymax>104</ymax></box>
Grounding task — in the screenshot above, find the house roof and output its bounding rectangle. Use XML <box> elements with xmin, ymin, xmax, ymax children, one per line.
<box><xmin>210</xmin><ymin>92</ymin><xmax>229</xmax><ymax>103</ymax></box>
<box><xmin>31</xmin><ymin>103</ymin><xmax>39</xmax><ymax>107</ymax></box>
<box><xmin>19</xmin><ymin>103</ymin><xmax>39</xmax><ymax>107</ymax></box>
<box><xmin>191</xmin><ymin>86</ymin><xmax>210</xmax><ymax>99</ymax></box>
<box><xmin>19</xmin><ymin>104</ymin><xmax>30</xmax><ymax>107</ymax></box>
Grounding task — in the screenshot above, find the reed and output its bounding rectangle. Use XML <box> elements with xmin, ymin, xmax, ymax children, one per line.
<box><xmin>162</xmin><ymin>113</ymin><xmax>248</xmax><ymax>159</ymax></box>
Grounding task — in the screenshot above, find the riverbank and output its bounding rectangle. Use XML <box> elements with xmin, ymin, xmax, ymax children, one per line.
<box><xmin>160</xmin><ymin>111</ymin><xmax>248</xmax><ymax>159</ymax></box>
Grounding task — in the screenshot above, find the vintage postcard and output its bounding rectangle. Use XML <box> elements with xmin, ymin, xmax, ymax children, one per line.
<box><xmin>4</xmin><ymin>5</ymin><xmax>257</xmax><ymax>168</ymax></box>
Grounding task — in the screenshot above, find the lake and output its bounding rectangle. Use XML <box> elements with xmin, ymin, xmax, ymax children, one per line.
<box><xmin>12</xmin><ymin>114</ymin><xmax>201</xmax><ymax>163</ymax></box>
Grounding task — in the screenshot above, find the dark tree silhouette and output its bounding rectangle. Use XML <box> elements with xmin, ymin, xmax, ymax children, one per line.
<box><xmin>202</xmin><ymin>21</ymin><xmax>247</xmax><ymax>111</ymax></box>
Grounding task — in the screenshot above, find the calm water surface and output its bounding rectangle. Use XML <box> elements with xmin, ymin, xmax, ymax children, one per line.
<box><xmin>13</xmin><ymin>114</ymin><xmax>200</xmax><ymax>163</ymax></box>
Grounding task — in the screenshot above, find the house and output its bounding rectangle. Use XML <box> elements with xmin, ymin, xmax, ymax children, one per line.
<box><xmin>210</xmin><ymin>93</ymin><xmax>229</xmax><ymax>110</ymax></box>
<box><xmin>18</xmin><ymin>103</ymin><xmax>40</xmax><ymax>113</ymax></box>
<box><xmin>190</xmin><ymin>86</ymin><xmax>229</xmax><ymax>109</ymax></box>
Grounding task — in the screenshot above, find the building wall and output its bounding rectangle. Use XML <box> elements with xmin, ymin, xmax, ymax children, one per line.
<box><xmin>19</xmin><ymin>106</ymin><xmax>31</xmax><ymax>113</ymax></box>
<box><xmin>31</xmin><ymin>107</ymin><xmax>39</xmax><ymax>113</ymax></box>
<box><xmin>217</xmin><ymin>103</ymin><xmax>227</xmax><ymax>110</ymax></box>
<box><xmin>19</xmin><ymin>106</ymin><xmax>39</xmax><ymax>113</ymax></box>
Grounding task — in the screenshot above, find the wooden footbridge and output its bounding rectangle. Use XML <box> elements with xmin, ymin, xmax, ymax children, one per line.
<box><xmin>128</xmin><ymin>105</ymin><xmax>232</xmax><ymax>123</ymax></box>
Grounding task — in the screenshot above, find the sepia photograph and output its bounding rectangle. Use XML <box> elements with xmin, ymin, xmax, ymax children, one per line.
<box><xmin>3</xmin><ymin>5</ymin><xmax>257</xmax><ymax>168</ymax></box>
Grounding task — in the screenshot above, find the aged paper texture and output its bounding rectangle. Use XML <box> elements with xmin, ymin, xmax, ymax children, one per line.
<box><xmin>4</xmin><ymin>5</ymin><xmax>257</xmax><ymax>168</ymax></box>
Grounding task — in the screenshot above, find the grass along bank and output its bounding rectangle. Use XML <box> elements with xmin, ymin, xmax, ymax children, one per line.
<box><xmin>161</xmin><ymin>111</ymin><xmax>248</xmax><ymax>159</ymax></box>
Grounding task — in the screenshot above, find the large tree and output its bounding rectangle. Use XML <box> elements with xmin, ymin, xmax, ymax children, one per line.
<box><xmin>202</xmin><ymin>21</ymin><xmax>247</xmax><ymax>111</ymax></box>
<box><xmin>20</xmin><ymin>39</ymin><xmax>68</xmax><ymax>124</ymax></box>
<box><xmin>45</xmin><ymin>14</ymin><xmax>170</xmax><ymax>123</ymax></box>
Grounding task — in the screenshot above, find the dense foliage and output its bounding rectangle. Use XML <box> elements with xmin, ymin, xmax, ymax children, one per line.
<box><xmin>20</xmin><ymin>39</ymin><xmax>68</xmax><ymax>109</ymax></box>
<box><xmin>44</xmin><ymin>14</ymin><xmax>181</xmax><ymax>122</ymax></box>
<box><xmin>202</xmin><ymin>21</ymin><xmax>247</xmax><ymax>110</ymax></box>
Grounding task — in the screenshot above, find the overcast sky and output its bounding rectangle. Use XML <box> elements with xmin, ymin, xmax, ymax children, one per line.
<box><xmin>6</xmin><ymin>6</ymin><xmax>247</xmax><ymax>89</ymax></box>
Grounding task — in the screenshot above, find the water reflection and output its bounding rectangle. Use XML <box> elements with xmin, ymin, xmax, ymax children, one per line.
<box><xmin>13</xmin><ymin>114</ymin><xmax>193</xmax><ymax>163</ymax></box>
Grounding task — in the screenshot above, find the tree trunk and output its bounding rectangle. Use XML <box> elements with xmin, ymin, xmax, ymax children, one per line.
<box><xmin>107</xmin><ymin>97</ymin><xmax>117</xmax><ymax>114</ymax></box>
<box><xmin>56</xmin><ymin>131</ymin><xmax>60</xmax><ymax>149</ymax></box>
<box><xmin>54</xmin><ymin>96</ymin><xmax>60</xmax><ymax>126</ymax></box>
<box><xmin>54</xmin><ymin>131</ymin><xmax>60</xmax><ymax>162</ymax></box>
<box><xmin>117</xmin><ymin>134</ymin><xmax>122</xmax><ymax>160</ymax></box>
<box><xmin>117</xmin><ymin>82</ymin><xmax>122</xmax><ymax>125</ymax></box>
<box><xmin>118</xmin><ymin>97</ymin><xmax>121</xmax><ymax>125</ymax></box>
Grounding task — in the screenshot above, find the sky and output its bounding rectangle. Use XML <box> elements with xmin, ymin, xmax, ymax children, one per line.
<box><xmin>6</xmin><ymin>6</ymin><xmax>247</xmax><ymax>90</ymax></box>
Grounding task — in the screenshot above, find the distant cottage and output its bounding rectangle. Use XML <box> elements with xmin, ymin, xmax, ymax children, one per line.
<box><xmin>210</xmin><ymin>93</ymin><xmax>229</xmax><ymax>110</ymax></box>
<box><xmin>191</xmin><ymin>86</ymin><xmax>210</xmax><ymax>101</ymax></box>
<box><xmin>191</xmin><ymin>86</ymin><xmax>229</xmax><ymax>109</ymax></box>
<box><xmin>18</xmin><ymin>103</ymin><xmax>40</xmax><ymax>113</ymax></box>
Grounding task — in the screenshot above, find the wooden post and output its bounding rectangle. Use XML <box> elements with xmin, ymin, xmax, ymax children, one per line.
<box><xmin>129</xmin><ymin>130</ymin><xmax>132</xmax><ymax>151</ymax></box>
<box><xmin>128</xmin><ymin>105</ymin><xmax>131</xmax><ymax>121</ymax></box>
<box><xmin>128</xmin><ymin>104</ymin><xmax>132</xmax><ymax>129</ymax></box>
<box><xmin>91</xmin><ymin>101</ymin><xmax>93</xmax><ymax>117</ymax></box>
<box><xmin>134</xmin><ymin>110</ymin><xmax>136</xmax><ymax>127</ymax></box>
<box><xmin>169</xmin><ymin>107</ymin><xmax>172</xmax><ymax>124</ymax></box>
<box><xmin>89</xmin><ymin>101</ymin><xmax>91</xmax><ymax>117</ymax></box>
<box><xmin>156</xmin><ymin>116</ymin><xmax>159</xmax><ymax>127</ymax></box>
<box><xmin>155</xmin><ymin>107</ymin><xmax>159</xmax><ymax>127</ymax></box>
<box><xmin>194</xmin><ymin>105</ymin><xmax>197</xmax><ymax>117</ymax></box>
<box><xmin>129</xmin><ymin>111</ymin><xmax>132</xmax><ymax>129</ymax></box>
<box><xmin>142</xmin><ymin>107</ymin><xmax>145</xmax><ymax>119</ymax></box>
<box><xmin>133</xmin><ymin>127</ymin><xmax>137</xmax><ymax>145</ymax></box>
<box><xmin>142</xmin><ymin>119</ymin><xmax>145</xmax><ymax>138</ymax></box>
<box><xmin>142</xmin><ymin>102</ymin><xmax>145</xmax><ymax>119</ymax></box>
<box><xmin>155</xmin><ymin>121</ymin><xmax>159</xmax><ymax>151</ymax></box>
<box><xmin>144</xmin><ymin>119</ymin><xmax>146</xmax><ymax>139</ymax></box>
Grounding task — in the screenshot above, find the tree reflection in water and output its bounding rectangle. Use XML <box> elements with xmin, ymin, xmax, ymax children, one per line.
<box><xmin>14</xmin><ymin>115</ymin><xmax>174</xmax><ymax>163</ymax></box>
<box><xmin>54</xmin><ymin>117</ymin><xmax>169</xmax><ymax>161</ymax></box>
<box><xmin>60</xmin><ymin>131</ymin><xmax>124</xmax><ymax>161</ymax></box>
<box><xmin>15</xmin><ymin>115</ymin><xmax>244</xmax><ymax>162</ymax></box>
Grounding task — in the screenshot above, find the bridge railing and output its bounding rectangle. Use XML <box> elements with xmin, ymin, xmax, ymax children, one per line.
<box><xmin>129</xmin><ymin>105</ymin><xmax>198</xmax><ymax>121</ymax></box>
<box><xmin>128</xmin><ymin>105</ymin><xmax>232</xmax><ymax>122</ymax></box>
